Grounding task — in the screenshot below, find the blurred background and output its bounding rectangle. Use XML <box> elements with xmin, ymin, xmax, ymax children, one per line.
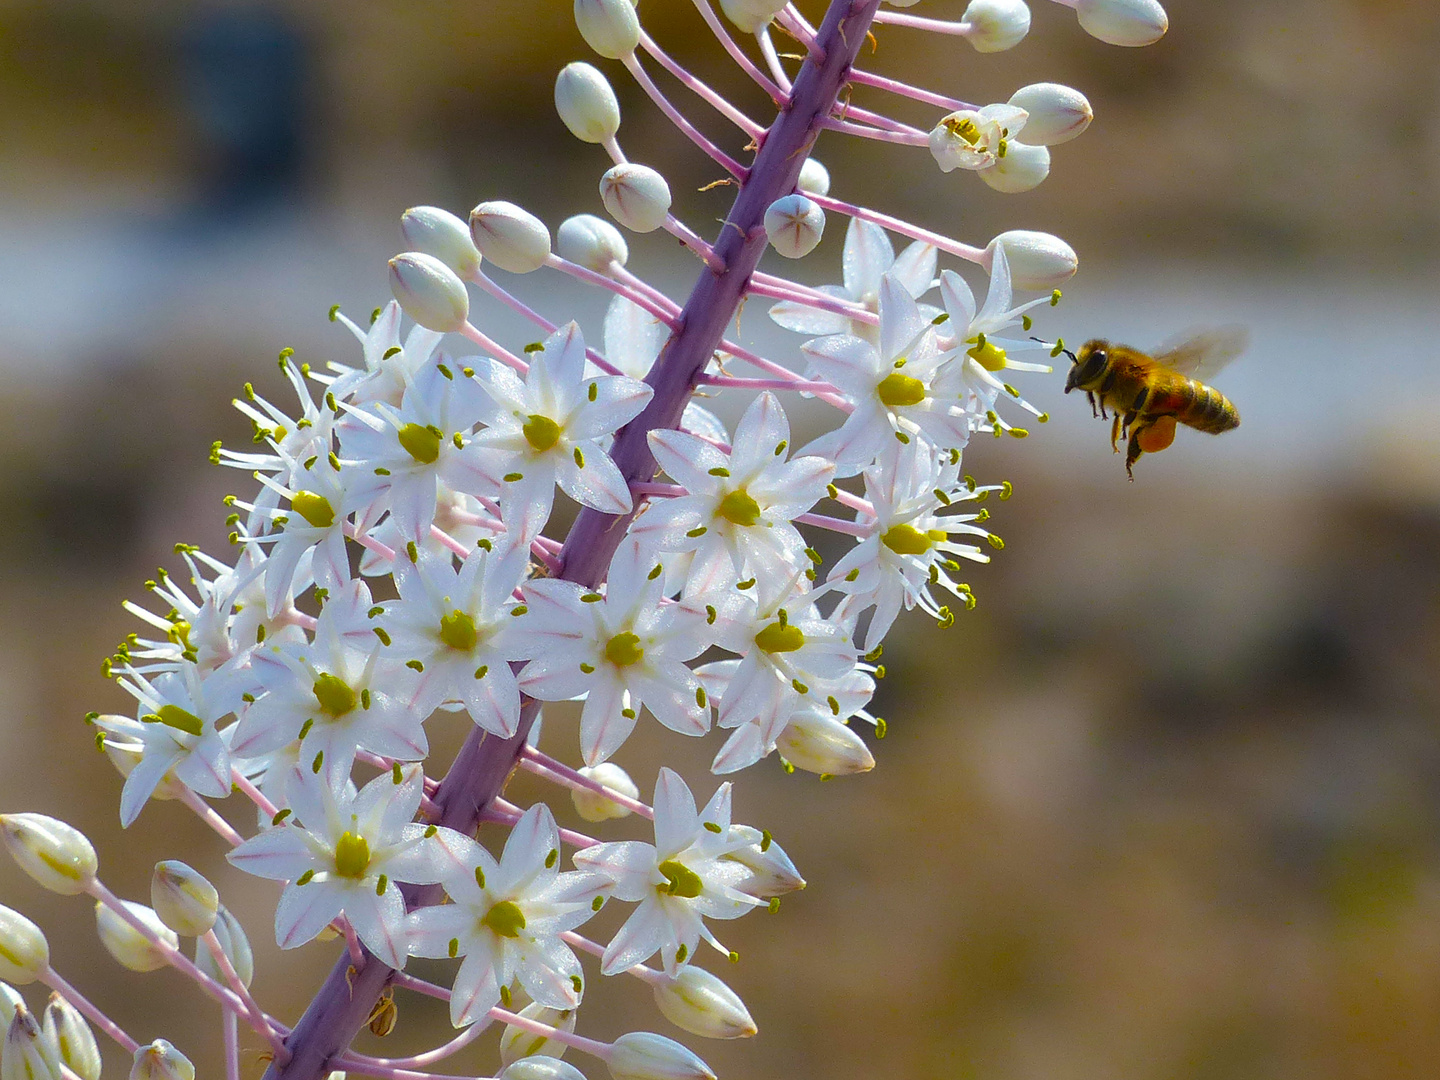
<box><xmin>2</xmin><ymin>0</ymin><xmax>1439</xmax><ymax>1077</ymax></box>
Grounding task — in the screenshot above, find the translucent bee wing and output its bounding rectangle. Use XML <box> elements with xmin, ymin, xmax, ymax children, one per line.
<box><xmin>1152</xmin><ymin>327</ymin><xmax>1248</xmax><ymax>380</ymax></box>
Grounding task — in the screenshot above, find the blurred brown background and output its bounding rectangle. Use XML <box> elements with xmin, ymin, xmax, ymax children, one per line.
<box><xmin>2</xmin><ymin>1</ymin><xmax>1439</xmax><ymax>1078</ymax></box>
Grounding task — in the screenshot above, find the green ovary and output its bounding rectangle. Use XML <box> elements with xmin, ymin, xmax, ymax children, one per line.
<box><xmin>754</xmin><ymin>620</ymin><xmax>804</xmax><ymax>654</ymax></box>
<box><xmin>523</xmin><ymin>414</ymin><xmax>562</xmax><ymax>453</ymax></box>
<box><xmin>333</xmin><ymin>831</ymin><xmax>371</xmax><ymax>878</ymax></box>
<box><xmin>398</xmin><ymin>423</ymin><xmax>441</xmax><ymax>465</ymax></box>
<box><xmin>482</xmin><ymin>900</ymin><xmax>527</xmax><ymax>938</ymax></box>
<box><xmin>717</xmin><ymin>489</ymin><xmax>761</xmax><ymax>527</ymax></box>
<box><xmin>156</xmin><ymin>704</ymin><xmax>205</xmax><ymax>737</ymax></box>
<box><xmin>313</xmin><ymin>673</ymin><xmax>357</xmax><ymax>718</ymax></box>
<box><xmin>881</xmin><ymin>524</ymin><xmax>935</xmax><ymax>556</ymax></box>
<box><xmin>605</xmin><ymin>632</ymin><xmax>644</xmax><ymax>668</ymax></box>
<box><xmin>967</xmin><ymin>338</ymin><xmax>1009</xmax><ymax>372</ymax></box>
<box><xmin>876</xmin><ymin>373</ymin><xmax>926</xmax><ymax>408</ymax></box>
<box><xmin>291</xmin><ymin>491</ymin><xmax>335</xmax><ymax>529</ymax></box>
<box><xmin>439</xmin><ymin>610</ymin><xmax>478</xmax><ymax>651</ymax></box>
<box><xmin>658</xmin><ymin>859</ymin><xmax>704</xmax><ymax>899</ymax></box>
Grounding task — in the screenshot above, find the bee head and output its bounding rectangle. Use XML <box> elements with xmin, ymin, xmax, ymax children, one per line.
<box><xmin>1064</xmin><ymin>340</ymin><xmax>1107</xmax><ymax>393</ymax></box>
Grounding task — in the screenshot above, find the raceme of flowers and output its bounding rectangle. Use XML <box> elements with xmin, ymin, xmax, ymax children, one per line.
<box><xmin>0</xmin><ymin>1</ymin><xmax>1171</xmax><ymax>1079</ymax></box>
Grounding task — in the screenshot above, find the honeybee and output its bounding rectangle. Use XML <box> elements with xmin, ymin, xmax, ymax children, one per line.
<box><xmin>1062</xmin><ymin>329</ymin><xmax>1245</xmax><ymax>479</ymax></box>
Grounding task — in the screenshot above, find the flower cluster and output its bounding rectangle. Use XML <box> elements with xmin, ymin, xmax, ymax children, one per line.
<box><xmin>0</xmin><ymin>0</ymin><xmax>1172</xmax><ymax>1078</ymax></box>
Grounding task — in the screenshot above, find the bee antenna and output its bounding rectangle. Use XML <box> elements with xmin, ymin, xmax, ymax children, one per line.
<box><xmin>1030</xmin><ymin>336</ymin><xmax>1078</xmax><ymax>364</ymax></box>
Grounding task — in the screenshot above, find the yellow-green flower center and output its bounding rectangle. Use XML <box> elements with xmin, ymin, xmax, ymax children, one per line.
<box><xmin>439</xmin><ymin>610</ymin><xmax>478</xmax><ymax>651</ymax></box>
<box><xmin>881</xmin><ymin>524</ymin><xmax>937</xmax><ymax>556</ymax></box>
<box><xmin>313</xmin><ymin>673</ymin><xmax>357</xmax><ymax>718</ymax></box>
<box><xmin>523</xmin><ymin>414</ymin><xmax>562</xmax><ymax>453</ymax></box>
<box><xmin>605</xmin><ymin>632</ymin><xmax>644</xmax><ymax>668</ymax></box>
<box><xmin>333</xmin><ymin>831</ymin><xmax>371</xmax><ymax>878</ymax></box>
<box><xmin>291</xmin><ymin>491</ymin><xmax>335</xmax><ymax>529</ymax></box>
<box><xmin>658</xmin><ymin>859</ymin><xmax>704</xmax><ymax>899</ymax></box>
<box><xmin>482</xmin><ymin>899</ymin><xmax>527</xmax><ymax>938</ymax></box>
<box><xmin>155</xmin><ymin>704</ymin><xmax>205</xmax><ymax>738</ymax></box>
<box><xmin>967</xmin><ymin>338</ymin><xmax>1009</xmax><ymax>372</ymax></box>
<box><xmin>944</xmin><ymin>115</ymin><xmax>981</xmax><ymax>144</ymax></box>
<box><xmin>717</xmin><ymin>489</ymin><xmax>761</xmax><ymax>527</ymax></box>
<box><xmin>876</xmin><ymin>373</ymin><xmax>926</xmax><ymax>408</ymax></box>
<box><xmin>754</xmin><ymin>620</ymin><xmax>804</xmax><ymax>654</ymax></box>
<box><xmin>398</xmin><ymin>423</ymin><xmax>442</xmax><ymax>465</ymax></box>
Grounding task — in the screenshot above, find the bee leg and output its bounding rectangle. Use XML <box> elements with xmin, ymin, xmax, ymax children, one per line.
<box><xmin>1086</xmin><ymin>391</ymin><xmax>1099</xmax><ymax>419</ymax></box>
<box><xmin>1109</xmin><ymin>413</ymin><xmax>1122</xmax><ymax>452</ymax></box>
<box><xmin>1125</xmin><ymin>428</ymin><xmax>1145</xmax><ymax>481</ymax></box>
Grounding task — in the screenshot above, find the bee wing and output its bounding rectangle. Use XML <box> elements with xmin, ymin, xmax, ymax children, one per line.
<box><xmin>1152</xmin><ymin>327</ymin><xmax>1248</xmax><ymax>380</ymax></box>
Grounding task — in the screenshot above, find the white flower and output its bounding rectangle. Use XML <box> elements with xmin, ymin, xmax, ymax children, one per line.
<box><xmin>408</xmin><ymin>803</ymin><xmax>606</xmax><ymax>1026</ymax></box>
<box><xmin>470</xmin><ymin>322</ymin><xmax>651</xmax><ymax>527</ymax></box>
<box><xmin>768</xmin><ymin>217</ymin><xmax>936</xmax><ymax>344</ymax></box>
<box><xmin>226</xmin><ymin>764</ymin><xmax>440</xmax><ymax>968</ymax></box>
<box><xmin>241</xmin><ymin>455</ymin><xmax>353</xmax><ymax>618</ymax></box>
<box><xmin>928</xmin><ymin>103</ymin><xmax>1029</xmax><ymax>173</ymax></box>
<box><xmin>573</xmin><ymin>769</ymin><xmax>763</xmax><ymax>976</ymax></box>
<box><xmin>514</xmin><ymin>538</ymin><xmax>712</xmax><ymax>766</ymax></box>
<box><xmin>323</xmin><ymin>300</ymin><xmax>445</xmax><ymax>409</ymax></box>
<box><xmin>637</xmin><ymin>392</ymin><xmax>833</xmax><ymax>592</ymax></box>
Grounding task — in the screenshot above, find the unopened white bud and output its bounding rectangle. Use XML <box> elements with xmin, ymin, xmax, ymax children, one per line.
<box><xmin>571</xmin><ymin>763</ymin><xmax>639</xmax><ymax>823</ymax></box>
<box><xmin>986</xmin><ymin>229</ymin><xmax>1078</xmax><ymax>289</ymax></box>
<box><xmin>720</xmin><ymin>826</ymin><xmax>805</xmax><ymax>898</ymax></box>
<box><xmin>501</xmin><ymin>1057</ymin><xmax>590</xmax><ymax>1080</ymax></box>
<box><xmin>95</xmin><ymin>901</ymin><xmax>177</xmax><ymax>974</ymax></box>
<box><xmin>608</xmin><ymin>1032</ymin><xmax>715</xmax><ymax>1080</ymax></box>
<box><xmin>129</xmin><ymin>1039</ymin><xmax>194</xmax><ymax>1080</ymax></box>
<box><xmin>43</xmin><ymin>995</ymin><xmax>101</xmax><ymax>1080</ymax></box>
<box><xmin>1006</xmin><ymin>83</ymin><xmax>1092</xmax><ymax>145</ymax></box>
<box><xmin>555</xmin><ymin>63</ymin><xmax>621</xmax><ymax>144</ymax></box>
<box><xmin>0</xmin><ymin>815</ymin><xmax>97</xmax><ymax>896</ymax></box>
<box><xmin>796</xmin><ymin>158</ymin><xmax>831</xmax><ymax>196</ymax></box>
<box><xmin>0</xmin><ymin>906</ymin><xmax>48</xmax><ymax>985</ymax></box>
<box><xmin>471</xmin><ymin>201</ymin><xmax>553</xmax><ymax>274</ymax></box>
<box><xmin>0</xmin><ymin>984</ymin><xmax>21</xmax><ymax>1027</ymax></box>
<box><xmin>557</xmin><ymin>214</ymin><xmax>630</xmax><ymax>272</ymax></box>
<box><xmin>388</xmin><ymin>252</ymin><xmax>469</xmax><ymax>333</ymax></box>
<box><xmin>4</xmin><ymin>1007</ymin><xmax>60</xmax><ymax>1080</ymax></box>
<box><xmin>500</xmin><ymin>1004</ymin><xmax>577</xmax><ymax>1065</ymax></box>
<box><xmin>652</xmin><ymin>967</ymin><xmax>756</xmax><ymax>1039</ymax></box>
<box><xmin>717</xmin><ymin>0</ymin><xmax>787</xmax><ymax>33</ymax></box>
<box><xmin>775</xmin><ymin>713</ymin><xmax>875</xmax><ymax>776</ymax></box>
<box><xmin>575</xmin><ymin>0</ymin><xmax>640</xmax><ymax>59</ymax></box>
<box><xmin>401</xmin><ymin>206</ymin><xmax>482</xmax><ymax>279</ymax></box>
<box><xmin>884</xmin><ymin>0</ymin><xmax>923</xmax><ymax>7</ymax></box>
<box><xmin>764</xmin><ymin>195</ymin><xmax>825</xmax><ymax>259</ymax></box>
<box><xmin>600</xmin><ymin>164</ymin><xmax>672</xmax><ymax>234</ymax></box>
<box><xmin>978</xmin><ymin>140</ymin><xmax>1050</xmax><ymax>193</ymax></box>
<box><xmin>194</xmin><ymin>905</ymin><xmax>253</xmax><ymax>989</ymax></box>
<box><xmin>1074</xmin><ymin>0</ymin><xmax>1167</xmax><ymax>46</ymax></box>
<box><xmin>961</xmin><ymin>0</ymin><xmax>1030</xmax><ymax>52</ymax></box>
<box><xmin>150</xmin><ymin>861</ymin><xmax>218</xmax><ymax>937</ymax></box>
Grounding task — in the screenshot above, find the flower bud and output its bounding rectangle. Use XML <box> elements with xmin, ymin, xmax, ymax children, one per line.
<box><xmin>0</xmin><ymin>984</ymin><xmax>21</xmax><ymax>1027</ymax></box>
<box><xmin>4</xmin><ymin>1007</ymin><xmax>60</xmax><ymax>1080</ymax></box>
<box><xmin>986</xmin><ymin>229</ymin><xmax>1078</xmax><ymax>289</ymax></box>
<box><xmin>774</xmin><ymin>713</ymin><xmax>875</xmax><ymax>776</ymax></box>
<box><xmin>150</xmin><ymin>861</ymin><xmax>218</xmax><ymax>937</ymax></box>
<box><xmin>796</xmin><ymin>157</ymin><xmax>830</xmax><ymax>197</ymax></box>
<box><xmin>1006</xmin><ymin>83</ymin><xmax>1092</xmax><ymax>145</ymax></box>
<box><xmin>471</xmin><ymin>201</ymin><xmax>553</xmax><ymax>274</ymax></box>
<box><xmin>194</xmin><ymin>905</ymin><xmax>253</xmax><ymax>989</ymax></box>
<box><xmin>95</xmin><ymin>901</ymin><xmax>177</xmax><ymax>974</ymax></box>
<box><xmin>43</xmin><ymin>995</ymin><xmax>101</xmax><ymax>1080</ymax></box>
<box><xmin>500</xmin><ymin>1004</ymin><xmax>577</xmax><ymax>1065</ymax></box>
<box><xmin>557</xmin><ymin>214</ymin><xmax>630</xmax><ymax>272</ymax></box>
<box><xmin>0</xmin><ymin>906</ymin><xmax>49</xmax><ymax>984</ymax></box>
<box><xmin>401</xmin><ymin>206</ymin><xmax>482</xmax><ymax>279</ymax></box>
<box><xmin>652</xmin><ymin>967</ymin><xmax>756</xmax><ymax>1040</ymax></box>
<box><xmin>388</xmin><ymin>252</ymin><xmax>469</xmax><ymax>333</ymax></box>
<box><xmin>0</xmin><ymin>815</ymin><xmax>97</xmax><ymax>896</ymax></box>
<box><xmin>555</xmin><ymin>63</ymin><xmax>621</xmax><ymax>144</ymax></box>
<box><xmin>763</xmin><ymin>195</ymin><xmax>825</xmax><ymax>259</ymax></box>
<box><xmin>977</xmin><ymin>140</ymin><xmax>1049</xmax><ymax>193</ymax></box>
<box><xmin>720</xmin><ymin>826</ymin><xmax>805</xmax><ymax>898</ymax></box>
<box><xmin>1074</xmin><ymin>0</ymin><xmax>1167</xmax><ymax>46</ymax></box>
<box><xmin>717</xmin><ymin>0</ymin><xmax>787</xmax><ymax>34</ymax></box>
<box><xmin>571</xmin><ymin>763</ymin><xmax>639</xmax><ymax>823</ymax></box>
<box><xmin>502</xmin><ymin>1057</ymin><xmax>590</xmax><ymax>1080</ymax></box>
<box><xmin>575</xmin><ymin>0</ymin><xmax>640</xmax><ymax>59</ymax></box>
<box><xmin>607</xmin><ymin>1032</ymin><xmax>715</xmax><ymax>1080</ymax></box>
<box><xmin>600</xmin><ymin>164</ymin><xmax>672</xmax><ymax>234</ymax></box>
<box><xmin>961</xmin><ymin>0</ymin><xmax>1030</xmax><ymax>53</ymax></box>
<box><xmin>130</xmin><ymin>1039</ymin><xmax>195</xmax><ymax>1080</ymax></box>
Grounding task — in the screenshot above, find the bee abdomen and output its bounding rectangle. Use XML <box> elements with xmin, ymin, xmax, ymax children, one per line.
<box><xmin>1180</xmin><ymin>379</ymin><xmax>1240</xmax><ymax>434</ymax></box>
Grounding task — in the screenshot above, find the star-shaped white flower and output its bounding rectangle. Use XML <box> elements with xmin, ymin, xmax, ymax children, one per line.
<box><xmin>928</xmin><ymin>103</ymin><xmax>1029</xmax><ymax>173</ymax></box>
<box><xmin>573</xmin><ymin>769</ymin><xmax>764</xmax><ymax>976</ymax></box>
<box><xmin>322</xmin><ymin>300</ymin><xmax>445</xmax><ymax>408</ymax></box>
<box><xmin>227</xmin><ymin>764</ymin><xmax>441</xmax><ymax>968</ymax></box>
<box><xmin>408</xmin><ymin>803</ymin><xmax>606</xmax><ymax>1027</ymax></box>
